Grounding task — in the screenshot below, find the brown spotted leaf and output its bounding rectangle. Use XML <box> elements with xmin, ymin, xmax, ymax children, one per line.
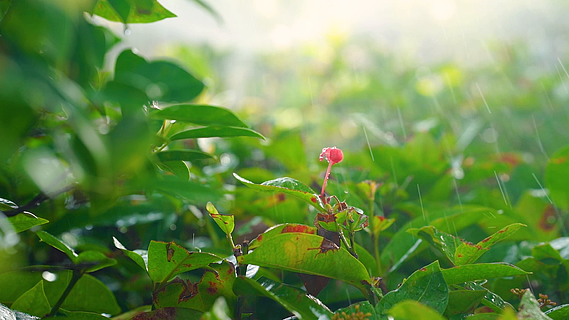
<box><xmin>248</xmin><ymin>223</ymin><xmax>317</xmax><ymax>250</ymax></box>
<box><xmin>147</xmin><ymin>241</ymin><xmax>223</xmax><ymax>283</ymax></box>
<box><xmin>238</xmin><ymin>233</ymin><xmax>371</xmax><ymax>295</ymax></box>
<box><xmin>152</xmin><ymin>261</ymin><xmax>237</xmax><ymax>312</ymax></box>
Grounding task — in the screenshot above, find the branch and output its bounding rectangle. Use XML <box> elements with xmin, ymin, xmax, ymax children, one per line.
<box><xmin>4</xmin><ymin>184</ymin><xmax>76</xmax><ymax>217</ymax></box>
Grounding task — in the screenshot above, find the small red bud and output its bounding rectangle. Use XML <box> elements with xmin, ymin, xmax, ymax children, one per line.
<box><xmin>319</xmin><ymin>147</ymin><xmax>344</xmax><ymax>165</ymax></box>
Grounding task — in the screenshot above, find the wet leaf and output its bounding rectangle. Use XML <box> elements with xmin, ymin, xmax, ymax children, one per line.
<box><xmin>441</xmin><ymin>263</ymin><xmax>530</xmax><ymax>285</ymax></box>
<box><xmin>464</xmin><ymin>282</ymin><xmax>513</xmax><ymax>312</ymax></box>
<box><xmin>518</xmin><ymin>290</ymin><xmax>552</xmax><ymax>320</ymax></box>
<box><xmin>387</xmin><ymin>300</ymin><xmax>446</xmax><ymax>320</ymax></box>
<box><xmin>376</xmin><ymin>261</ymin><xmax>448</xmax><ymax>314</ymax></box>
<box><xmin>170</xmin><ymin>126</ymin><xmax>265</xmax><ymax>141</ymax></box>
<box><xmin>233</xmin><ymin>276</ymin><xmax>333</xmax><ymax>320</ymax></box>
<box><xmin>153</xmin><ymin>261</ymin><xmax>237</xmax><ymax>312</ymax></box>
<box><xmin>454</xmin><ymin>223</ymin><xmax>525</xmax><ymax>265</ymax></box>
<box><xmin>151</xmin><ymin>105</ymin><xmax>248</xmax><ymax>128</ymax></box>
<box><xmin>113</xmin><ymin>237</ymin><xmax>148</xmax><ymax>271</ymax></box>
<box><xmin>407</xmin><ymin>226</ymin><xmax>461</xmax><ymax>264</ymax></box>
<box><xmin>0</xmin><ymin>270</ymin><xmax>121</xmax><ymax>315</ymax></box>
<box><xmin>248</xmin><ymin>223</ymin><xmax>317</xmax><ymax>250</ymax></box>
<box><xmin>36</xmin><ymin>231</ymin><xmax>78</xmax><ymax>261</ymax></box>
<box><xmin>0</xmin><ymin>197</ymin><xmax>17</xmax><ymax>211</ymax></box>
<box><xmin>238</xmin><ymin>233</ymin><xmax>372</xmax><ymax>296</ymax></box>
<box><xmin>205</xmin><ymin>202</ymin><xmax>234</xmax><ymax>236</ymax></box>
<box><xmin>233</xmin><ymin>173</ymin><xmax>326</xmax><ymax>212</ymax></box>
<box><xmin>444</xmin><ymin>289</ymin><xmax>486</xmax><ymax>316</ymax></box>
<box><xmin>7</xmin><ymin>214</ymin><xmax>49</xmax><ymax>233</ymax></box>
<box><xmin>147</xmin><ymin>241</ymin><xmax>222</xmax><ymax>283</ymax></box>
<box><xmin>10</xmin><ymin>280</ymin><xmax>50</xmax><ymax>317</ymax></box>
<box><xmin>545</xmin><ymin>304</ymin><xmax>569</xmax><ymax>320</ymax></box>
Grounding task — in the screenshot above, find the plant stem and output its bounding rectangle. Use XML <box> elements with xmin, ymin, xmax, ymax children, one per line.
<box><xmin>48</xmin><ymin>268</ymin><xmax>84</xmax><ymax>317</ymax></box>
<box><xmin>320</xmin><ymin>162</ymin><xmax>333</xmax><ymax>199</ymax></box>
<box><xmin>236</xmin><ymin>241</ymin><xmax>249</xmax><ymax>320</ymax></box>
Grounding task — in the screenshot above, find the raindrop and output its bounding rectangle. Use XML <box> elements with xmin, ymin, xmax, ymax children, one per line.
<box><xmin>169</xmin><ymin>224</ymin><xmax>177</xmax><ymax>231</ymax></box>
<box><xmin>124</xmin><ymin>26</ymin><xmax>131</xmax><ymax>36</ymax></box>
<box><xmin>85</xmin><ymin>225</ymin><xmax>93</xmax><ymax>231</ymax></box>
<box><xmin>42</xmin><ymin>271</ymin><xmax>57</xmax><ymax>282</ymax></box>
<box><xmin>119</xmin><ymin>227</ymin><xmax>127</xmax><ymax>233</ymax></box>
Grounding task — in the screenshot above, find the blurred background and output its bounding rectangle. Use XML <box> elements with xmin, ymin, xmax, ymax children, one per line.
<box><xmin>94</xmin><ymin>0</ymin><xmax>569</xmax><ymax>162</ymax></box>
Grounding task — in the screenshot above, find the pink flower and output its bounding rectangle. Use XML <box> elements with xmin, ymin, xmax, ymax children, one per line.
<box><xmin>319</xmin><ymin>147</ymin><xmax>344</xmax><ymax>200</ymax></box>
<box><xmin>319</xmin><ymin>147</ymin><xmax>344</xmax><ymax>165</ymax></box>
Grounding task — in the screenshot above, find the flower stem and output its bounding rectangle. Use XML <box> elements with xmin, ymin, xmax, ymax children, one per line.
<box><xmin>320</xmin><ymin>162</ymin><xmax>333</xmax><ymax>199</ymax></box>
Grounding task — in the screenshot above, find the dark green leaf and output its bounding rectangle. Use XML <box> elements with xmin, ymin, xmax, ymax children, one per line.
<box><xmin>156</xmin><ymin>150</ymin><xmax>215</xmax><ymax>162</ymax></box>
<box><xmin>170</xmin><ymin>126</ymin><xmax>265</xmax><ymax>140</ymax></box>
<box><xmin>147</xmin><ymin>241</ymin><xmax>222</xmax><ymax>283</ymax></box>
<box><xmin>0</xmin><ymin>197</ymin><xmax>17</xmax><ymax>211</ymax></box>
<box><xmin>113</xmin><ymin>50</ymin><xmax>204</xmax><ymax>103</ymax></box>
<box><xmin>407</xmin><ymin>226</ymin><xmax>461</xmax><ymax>264</ymax></box>
<box><xmin>10</xmin><ymin>280</ymin><xmax>50</xmax><ymax>317</ymax></box>
<box><xmin>233</xmin><ymin>173</ymin><xmax>326</xmax><ymax>212</ymax></box>
<box><xmin>206</xmin><ymin>202</ymin><xmax>234</xmax><ymax>236</ymax></box>
<box><xmin>157</xmin><ymin>161</ymin><xmax>190</xmax><ymax>181</ymax></box>
<box><xmin>441</xmin><ymin>263</ymin><xmax>530</xmax><ymax>285</ymax></box>
<box><xmin>75</xmin><ymin>251</ymin><xmax>117</xmax><ymax>273</ymax></box>
<box><xmin>8</xmin><ymin>214</ymin><xmax>49</xmax><ymax>233</ymax></box>
<box><xmin>464</xmin><ymin>282</ymin><xmax>513</xmax><ymax>312</ymax></box>
<box><xmin>233</xmin><ymin>276</ymin><xmax>333</xmax><ymax>320</ymax></box>
<box><xmin>93</xmin><ymin>0</ymin><xmax>176</xmax><ymax>23</ymax></box>
<box><xmin>150</xmin><ymin>105</ymin><xmax>248</xmax><ymax>128</ymax></box>
<box><xmin>444</xmin><ymin>289</ymin><xmax>486</xmax><ymax>316</ymax></box>
<box><xmin>238</xmin><ymin>233</ymin><xmax>372</xmax><ymax>296</ymax></box>
<box><xmin>0</xmin><ymin>270</ymin><xmax>121</xmax><ymax>315</ymax></box>
<box><xmin>376</xmin><ymin>261</ymin><xmax>448</xmax><ymax>314</ymax></box>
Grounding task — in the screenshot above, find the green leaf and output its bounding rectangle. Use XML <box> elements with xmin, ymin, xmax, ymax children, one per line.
<box><xmin>153</xmin><ymin>261</ymin><xmax>237</xmax><ymax>312</ymax></box>
<box><xmin>113</xmin><ymin>237</ymin><xmax>148</xmax><ymax>271</ymax></box>
<box><xmin>518</xmin><ymin>290</ymin><xmax>553</xmax><ymax>320</ymax></box>
<box><xmin>156</xmin><ymin>150</ymin><xmax>215</xmax><ymax>162</ymax></box>
<box><xmin>11</xmin><ymin>280</ymin><xmax>50</xmax><ymax>317</ymax></box>
<box><xmin>464</xmin><ymin>282</ymin><xmax>513</xmax><ymax>312</ymax></box>
<box><xmin>37</xmin><ymin>231</ymin><xmax>115</xmax><ymax>272</ymax></box>
<box><xmin>233</xmin><ymin>276</ymin><xmax>333</xmax><ymax>320</ymax></box>
<box><xmin>93</xmin><ymin>0</ymin><xmax>177</xmax><ymax>23</ymax></box>
<box><xmin>113</xmin><ymin>50</ymin><xmax>204</xmax><ymax>103</ymax></box>
<box><xmin>387</xmin><ymin>300</ymin><xmax>446</xmax><ymax>320</ymax></box>
<box><xmin>444</xmin><ymin>289</ymin><xmax>486</xmax><ymax>316</ymax></box>
<box><xmin>8</xmin><ymin>213</ymin><xmax>49</xmax><ymax>233</ymax></box>
<box><xmin>147</xmin><ymin>240</ymin><xmax>222</xmax><ymax>283</ymax></box>
<box><xmin>150</xmin><ymin>105</ymin><xmax>248</xmax><ymax>128</ymax></box>
<box><xmin>0</xmin><ymin>270</ymin><xmax>121</xmax><ymax>315</ymax></box>
<box><xmin>157</xmin><ymin>161</ymin><xmax>190</xmax><ymax>181</ymax></box>
<box><xmin>238</xmin><ymin>233</ymin><xmax>372</xmax><ymax>296</ymax></box>
<box><xmin>376</xmin><ymin>261</ymin><xmax>448</xmax><ymax>314</ymax></box>
<box><xmin>233</xmin><ymin>173</ymin><xmax>326</xmax><ymax>212</ymax></box>
<box><xmin>545</xmin><ymin>146</ymin><xmax>569</xmax><ymax>210</ymax></box>
<box><xmin>441</xmin><ymin>263</ymin><xmax>530</xmax><ymax>285</ymax></box>
<box><xmin>149</xmin><ymin>176</ymin><xmax>221</xmax><ymax>203</ymax></box>
<box><xmin>170</xmin><ymin>126</ymin><xmax>265</xmax><ymax>140</ymax></box>
<box><xmin>248</xmin><ymin>223</ymin><xmax>317</xmax><ymax>250</ymax></box>
<box><xmin>205</xmin><ymin>202</ymin><xmax>234</xmax><ymax>236</ymax></box>
<box><xmin>454</xmin><ymin>223</ymin><xmax>525</xmax><ymax>265</ymax></box>
<box><xmin>37</xmin><ymin>231</ymin><xmax>78</xmax><ymax>261</ymax></box>
<box><xmin>407</xmin><ymin>226</ymin><xmax>461</xmax><ymax>264</ymax></box>
<box><xmin>546</xmin><ymin>304</ymin><xmax>569</xmax><ymax>320</ymax></box>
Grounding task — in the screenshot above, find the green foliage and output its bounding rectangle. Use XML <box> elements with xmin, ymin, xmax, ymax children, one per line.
<box><xmin>1</xmin><ymin>0</ymin><xmax>569</xmax><ymax>318</ymax></box>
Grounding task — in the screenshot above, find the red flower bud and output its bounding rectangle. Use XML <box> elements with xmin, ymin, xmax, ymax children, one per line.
<box><xmin>319</xmin><ymin>147</ymin><xmax>344</xmax><ymax>165</ymax></box>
